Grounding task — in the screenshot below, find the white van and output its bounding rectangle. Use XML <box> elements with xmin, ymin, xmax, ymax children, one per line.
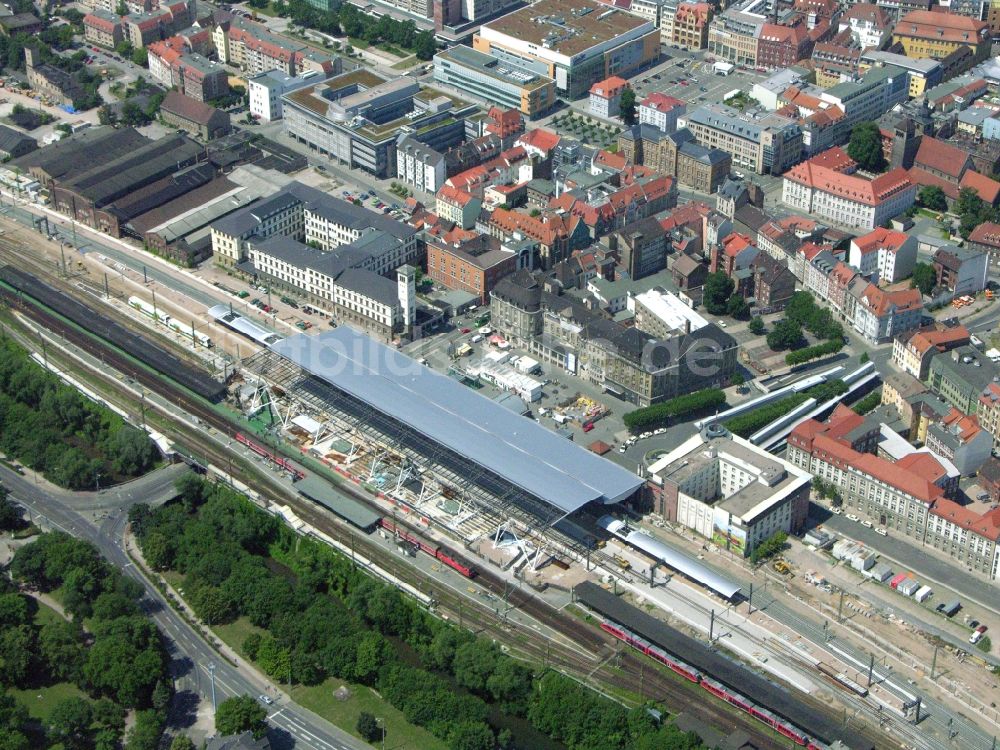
<box><xmin>470</xmin><ymin>334</ymin><xmax>484</xmax><ymax>344</ymax></box>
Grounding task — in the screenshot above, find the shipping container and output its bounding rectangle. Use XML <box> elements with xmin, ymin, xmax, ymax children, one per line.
<box><xmin>889</xmin><ymin>573</ymin><xmax>908</xmax><ymax>589</ymax></box>
<box><xmin>914</xmin><ymin>585</ymin><xmax>933</xmax><ymax>603</ymax></box>
<box><xmin>898</xmin><ymin>578</ymin><xmax>920</xmax><ymax>596</ymax></box>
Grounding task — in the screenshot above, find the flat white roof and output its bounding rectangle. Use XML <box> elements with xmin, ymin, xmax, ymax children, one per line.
<box><xmin>631</xmin><ymin>289</ymin><xmax>708</xmax><ymax>333</ymax></box>
<box><xmin>270</xmin><ymin>328</ymin><xmax>643</xmax><ymax>514</ymax></box>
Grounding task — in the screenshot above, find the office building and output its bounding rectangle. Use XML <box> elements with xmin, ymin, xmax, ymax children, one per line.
<box><xmin>282</xmin><ymin>69</ymin><xmax>479</xmax><ymax>179</ymax></box>
<box><xmin>893</xmin><ymin>10</ymin><xmax>990</xmax><ymax>64</ymax></box>
<box><xmin>782</xmin><ymin>147</ymin><xmax>916</xmax><ymax>229</ymax></box>
<box><xmin>648</xmin><ymin>424</ymin><xmax>812</xmax><ymax>557</ymax></box>
<box><xmin>433</xmin><ymin>46</ymin><xmax>555</xmax><ymax>119</ymax></box>
<box><xmin>679</xmin><ymin>104</ymin><xmax>802</xmax><ymax>175</ymax></box>
<box><xmin>248</xmin><ymin>69</ymin><xmax>329</xmax><ymax>122</ymax></box>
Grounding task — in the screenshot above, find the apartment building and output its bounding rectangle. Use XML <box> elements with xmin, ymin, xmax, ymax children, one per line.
<box><xmin>892</xmin><ymin>325</ymin><xmax>971</xmax><ymax>380</ymax></box>
<box><xmin>849</xmin><ymin>284</ymin><xmax>923</xmax><ymax>344</ymax></box>
<box><xmin>925</xmin><ymin>409</ymin><xmax>992</xmax><ymax>476</ymax></box>
<box><xmin>473</xmin><ymin>0</ymin><xmax>659</xmax><ymax>100</ymax></box>
<box><xmin>756</xmin><ymin>23</ymin><xmax>812</xmax><ymax>71</ymax></box>
<box><xmin>83</xmin><ymin>10</ymin><xmax>123</xmax><ymax>48</ymax></box>
<box><xmin>436</xmin><ymin>184</ymin><xmax>483</xmax><ymax>230</ymax></box>
<box><xmin>790</xmin><ymin>406</ymin><xmax>1000</xmax><ymax>578</ymax></box>
<box><xmin>782</xmin><ymin>147</ymin><xmax>916</xmax><ymax>229</ymax></box>
<box><xmin>967</xmin><ymin>221</ymin><xmax>1000</xmax><ymax>266</ymax></box>
<box><xmin>590</xmin><ymin>76</ymin><xmax>630</xmax><ymax>120</ymax></box>
<box><xmin>679</xmin><ymin>104</ymin><xmax>802</xmax><ymax>175</ymax></box>
<box><xmin>933</xmin><ymin>246</ymin><xmax>989</xmax><ymax>295</ymax></box>
<box><xmin>837</xmin><ymin>3</ymin><xmax>891</xmax><ymax>49</ymax></box>
<box><xmin>639</xmin><ymin>93</ymin><xmax>686</xmax><ymax>133</ymax></box>
<box><xmin>848</xmin><ymin>227</ymin><xmax>917</xmax><ymax>284</ymax></box>
<box><xmin>893</xmin><ymin>10</ymin><xmax>990</xmax><ymax>64</ymax></box>
<box><xmin>928</xmin><ymin>346</ymin><xmax>1000</xmax><ymax>415</ymax></box>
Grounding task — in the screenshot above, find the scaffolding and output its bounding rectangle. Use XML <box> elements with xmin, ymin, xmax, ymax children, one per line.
<box><xmin>243</xmin><ymin>349</ymin><xmax>598</xmax><ymax>559</ymax></box>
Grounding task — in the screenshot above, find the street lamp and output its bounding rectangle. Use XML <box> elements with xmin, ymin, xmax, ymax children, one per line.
<box><xmin>375</xmin><ymin>717</ymin><xmax>385</xmax><ymax>750</ymax></box>
<box><xmin>207</xmin><ymin>663</ymin><xmax>217</xmax><ymax>714</ymax></box>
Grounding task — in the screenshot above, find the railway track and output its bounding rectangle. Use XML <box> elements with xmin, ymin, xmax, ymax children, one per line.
<box><xmin>0</xmin><ymin>265</ymin><xmax>887</xmax><ymax>749</ymax></box>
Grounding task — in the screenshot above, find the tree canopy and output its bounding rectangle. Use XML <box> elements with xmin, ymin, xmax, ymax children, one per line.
<box><xmin>703</xmin><ymin>272</ymin><xmax>734</xmax><ymax>315</ymax></box>
<box><xmin>917</xmin><ymin>185</ymin><xmax>947</xmax><ymax>212</ymax></box>
<box><xmin>911</xmin><ymin>262</ymin><xmax>936</xmax><ymax>296</ymax></box>
<box><xmin>215</xmin><ymin>696</ymin><xmax>268</xmax><ymax>740</ymax></box>
<box><xmin>619</xmin><ymin>87</ymin><xmax>637</xmax><ymax>126</ymax></box>
<box><xmin>847</xmin><ymin>121</ymin><xmax>887</xmax><ymax>173</ymax></box>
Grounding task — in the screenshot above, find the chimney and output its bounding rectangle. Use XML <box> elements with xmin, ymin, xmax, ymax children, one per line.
<box><xmin>685</xmin><ymin>319</ymin><xmax>692</xmax><ymax>334</ymax></box>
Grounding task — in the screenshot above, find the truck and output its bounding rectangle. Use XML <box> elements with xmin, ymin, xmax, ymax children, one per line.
<box><xmin>914</xmin><ymin>584</ymin><xmax>933</xmax><ymax>603</ymax></box>
<box><xmin>937</xmin><ymin>599</ymin><xmax>961</xmax><ymax>617</ymax></box>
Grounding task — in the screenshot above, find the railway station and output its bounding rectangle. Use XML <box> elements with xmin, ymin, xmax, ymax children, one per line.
<box><xmin>242</xmin><ymin>327</ymin><xmax>645</xmax><ymax>572</ymax></box>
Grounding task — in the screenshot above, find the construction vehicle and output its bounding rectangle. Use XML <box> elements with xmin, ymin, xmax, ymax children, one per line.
<box><xmin>614</xmin><ymin>555</ymin><xmax>631</xmax><ymax>570</ymax></box>
<box><xmin>772</xmin><ymin>559</ymin><xmax>791</xmax><ymax>575</ymax></box>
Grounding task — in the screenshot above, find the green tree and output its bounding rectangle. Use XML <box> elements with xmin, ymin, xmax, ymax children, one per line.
<box><xmin>356</xmin><ymin>712</ymin><xmax>379</xmax><ymax>742</ymax></box>
<box><xmin>169</xmin><ymin>737</ymin><xmax>196</xmax><ymax>750</ymax></box>
<box><xmin>38</xmin><ymin>618</ymin><xmax>86</xmax><ymax>682</ymax></box>
<box><xmin>703</xmin><ymin>271</ymin><xmax>735</xmax><ymax>315</ymax></box>
<box><xmin>0</xmin><ymin>487</ymin><xmax>22</xmax><ymax>531</ymax></box>
<box><xmin>447</xmin><ymin>721</ymin><xmax>495</xmax><ymax>750</ymax></box>
<box><xmin>131</xmin><ymin>47</ymin><xmax>147</xmax><ymax>67</ymax></box>
<box><xmin>846</xmin><ymin>121</ymin><xmax>887</xmax><ymax>172</ymax></box>
<box><xmin>917</xmin><ymin>185</ymin><xmax>947</xmax><ymax>211</ymax></box>
<box><xmin>215</xmin><ymin>696</ymin><xmax>267</xmax><ymax>740</ymax></box>
<box><xmin>413</xmin><ymin>31</ymin><xmax>436</xmax><ymax>60</ymax></box>
<box><xmin>956</xmin><ymin>186</ymin><xmax>984</xmax><ymax>217</ymax></box>
<box><xmin>619</xmin><ymin>87</ymin><xmax>637</xmax><ymax>126</ymax></box>
<box><xmin>748</xmin><ymin>316</ymin><xmax>766</xmax><ymax>335</ymax></box>
<box><xmin>124</xmin><ymin>709</ymin><xmax>164</xmax><ymax>750</ymax></box>
<box><xmin>911</xmin><ymin>262</ymin><xmax>936</xmax><ymax>296</ymax></box>
<box><xmin>46</xmin><ymin>697</ymin><xmax>92</xmax><ymax>750</ymax></box>
<box><xmin>731</xmin><ymin>372</ymin><xmax>745</xmax><ymax>386</ymax></box>
<box><xmin>726</xmin><ymin>295</ymin><xmax>751</xmax><ymax>320</ymax></box>
<box><xmin>766</xmin><ymin>319</ymin><xmax>803</xmax><ymax>351</ymax></box>
<box><xmin>859</xmin><ymin>351</ymin><xmax>869</xmax><ymax>364</ymax></box>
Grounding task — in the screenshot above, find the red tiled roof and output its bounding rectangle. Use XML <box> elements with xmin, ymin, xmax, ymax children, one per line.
<box><xmin>785</xmin><ymin>148</ymin><xmax>914</xmax><ymax>207</ymax></box>
<box><xmin>640</xmin><ymin>93</ymin><xmax>685</xmax><ymax>113</ymax></box>
<box><xmin>594</xmin><ymin>150</ymin><xmax>628</xmax><ymax>171</ymax></box>
<box><xmin>931</xmin><ymin>499</ymin><xmax>1000</xmax><ymax>541</ymax></box>
<box><xmin>908</xmin><ymin>166</ymin><xmax>960</xmax><ymax>200</ymax></box>
<box><xmin>589</xmin><ymin>75</ymin><xmax>629</xmax><ymax>98</ymax></box>
<box><xmin>856</xmin><ymin>283</ymin><xmax>922</xmax><ymax>317</ymax></box>
<box><xmin>968</xmin><ymin>221</ymin><xmax>1000</xmax><ymax>247</ymax></box>
<box><xmin>516</xmin><ymin>128</ymin><xmax>560</xmax><ymax>154</ymax></box>
<box><xmin>896</xmin><ymin>9</ymin><xmax>988</xmax><ymax>44</ymax></box>
<box><xmin>84</xmin><ymin>13</ymin><xmax>120</xmax><ymax>32</ymax></box>
<box><xmin>914</xmin><ymin>137</ymin><xmax>971</xmax><ymax>180</ymax></box>
<box><xmin>722</xmin><ymin>232</ymin><xmax>754</xmax><ymax>256</ymax></box>
<box><xmin>841</xmin><ymin>2</ymin><xmax>889</xmax><ymax>26</ymax></box>
<box><xmin>905</xmin><ymin>325</ymin><xmax>970</xmax><ymax>357</ymax></box>
<box><xmin>959</xmin><ymin>170</ymin><xmax>1000</xmax><ymax>204</ymax></box>
<box><xmin>852</xmin><ymin>226</ymin><xmax>910</xmax><ymax>255</ymax></box>
<box><xmin>436</xmin><ymin>184</ymin><xmax>477</xmax><ymax>207</ymax></box>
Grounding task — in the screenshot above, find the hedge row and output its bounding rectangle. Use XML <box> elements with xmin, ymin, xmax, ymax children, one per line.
<box><xmin>623</xmin><ymin>389</ymin><xmax>727</xmax><ymax>431</ymax></box>
<box><xmin>784</xmin><ymin>338</ymin><xmax>844</xmax><ymax>367</ymax></box>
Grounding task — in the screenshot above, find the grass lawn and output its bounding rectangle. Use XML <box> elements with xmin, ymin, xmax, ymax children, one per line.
<box><xmin>290</xmin><ymin>679</ymin><xmax>448</xmax><ymax>750</ymax></box>
<box><xmin>212</xmin><ymin>617</ymin><xmax>445</xmax><ymax>749</ymax></box>
<box><xmin>9</xmin><ymin>683</ymin><xmax>88</xmax><ymax>723</ymax></box>
<box><xmin>33</xmin><ymin>601</ymin><xmax>65</xmax><ymax>628</ymax></box>
<box><xmin>391</xmin><ymin>56</ymin><xmax>421</xmax><ymax>69</ymax></box>
<box><xmin>347</xmin><ymin>37</ymin><xmax>370</xmax><ymax>49</ymax></box>
<box><xmin>161</xmin><ymin>570</ymin><xmax>184</xmax><ymax>590</ymax></box>
<box><xmin>213</xmin><ymin>616</ymin><xmax>268</xmax><ymax>654</ymax></box>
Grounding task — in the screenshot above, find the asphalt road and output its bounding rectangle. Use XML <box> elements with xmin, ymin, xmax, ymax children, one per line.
<box><xmin>0</xmin><ymin>463</ymin><xmax>373</xmax><ymax>750</ymax></box>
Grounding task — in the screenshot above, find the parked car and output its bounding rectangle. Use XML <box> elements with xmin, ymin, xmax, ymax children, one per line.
<box><xmin>875</xmin><ymin>527</ymin><xmax>888</xmax><ymax>536</ymax></box>
<box><xmin>970</xmin><ymin>625</ymin><xmax>988</xmax><ymax>644</ymax></box>
<box><xmin>860</xmin><ymin>520</ymin><xmax>873</xmax><ymax>529</ymax></box>
<box><xmin>259</xmin><ymin>695</ymin><xmax>273</xmax><ymax>705</ymax></box>
<box><xmin>846</xmin><ymin>513</ymin><xmax>860</xmax><ymax>522</ymax></box>
<box><xmin>830</xmin><ymin>506</ymin><xmax>842</xmax><ymax>515</ymax></box>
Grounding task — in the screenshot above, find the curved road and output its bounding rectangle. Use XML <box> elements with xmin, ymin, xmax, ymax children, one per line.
<box><xmin>0</xmin><ymin>464</ymin><xmax>372</xmax><ymax>750</ymax></box>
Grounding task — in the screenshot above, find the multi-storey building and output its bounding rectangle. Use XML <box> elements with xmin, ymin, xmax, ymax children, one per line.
<box><xmin>638</xmin><ymin>93</ymin><xmax>686</xmax><ymax>133</ymax></box>
<box><xmin>148</xmin><ymin>37</ymin><xmax>231</xmax><ymax>102</ymax></box>
<box><xmin>435</xmin><ymin>184</ymin><xmax>483</xmax><ymax>230</ymax></box>
<box><xmin>782</xmin><ymin>147</ymin><xmax>916</xmax><ymax>229</ymax></box>
<box><xmin>756</xmin><ymin>23</ymin><xmax>812</xmax><ymax>71</ymax></box>
<box><xmin>928</xmin><ymin>345</ymin><xmax>1000</xmax><ymax>415</ymax></box>
<box><xmin>789</xmin><ymin>406</ymin><xmax>1000</xmax><ymax>579</ymax></box>
<box><xmin>473</xmin><ymin>0</ymin><xmax>660</xmax><ymax>99</ymax></box>
<box><xmin>925</xmin><ymin>409</ymin><xmax>992</xmax><ymax>476</ymax></box>
<box><xmin>283</xmin><ymin>70</ymin><xmax>478</xmax><ymax>179</ymax></box>
<box><xmin>426</xmin><ymin>232</ymin><xmax>530</xmax><ymax>304</ymax></box>
<box><xmin>812</xmin><ymin>43</ymin><xmax>861</xmax><ymax>87</ymax></box>
<box><xmin>248</xmin><ymin>69</ymin><xmax>328</xmax><ymax>122</ymax></box>
<box><xmin>210</xmin><ymin>182</ymin><xmax>420</xmax><ymax>268</ymax></box>
<box><xmin>612</xmin><ymin>217</ymin><xmax>669</xmax><ymax>280</ymax></box>
<box><xmin>589</xmin><ymin>76</ymin><xmax>630</xmax><ymax>119</ymax></box>
<box><xmin>83</xmin><ymin>9</ymin><xmax>123</xmax><ymax>48</ymax></box>
<box><xmin>671</xmin><ymin>2</ymin><xmax>712</xmax><ymax>50</ymax></box>
<box><xmin>433</xmin><ymin>45</ymin><xmax>555</xmax><ymax>119</ymax></box>
<box><xmin>892</xmin><ymin>325</ymin><xmax>971</xmax><ymax>380</ymax></box>
<box><xmin>649</xmin><ymin>425</ymin><xmax>812</xmax><ymax>556</ymax></box>
<box><xmin>849</xmin><ymin>283</ymin><xmax>923</xmax><ymax>344</ymax></box>
<box><xmin>858</xmin><ymin>51</ymin><xmax>942</xmax><ymax>99</ymax></box>
<box><xmin>707</xmin><ymin>4</ymin><xmax>765</xmax><ymax>66</ymax></box>
<box><xmin>679</xmin><ymin>104</ymin><xmax>802</xmax><ymax>175</ymax></box>
<box><xmin>396</xmin><ymin>136</ymin><xmax>447</xmax><ymax>195</ymax></box>
<box><xmin>933</xmin><ymin>246</ymin><xmax>989</xmax><ymax>295</ymax></box>
<box><xmin>837</xmin><ymin>3</ymin><xmax>891</xmax><ymax>49</ymax></box>
<box><xmin>893</xmin><ymin>10</ymin><xmax>990</xmax><ymax>64</ymax></box>
<box><xmin>848</xmin><ymin>227</ymin><xmax>917</xmax><ymax>284</ymax></box>
<box><xmin>967</xmin><ymin>221</ymin><xmax>1000</xmax><ymax>266</ymax></box>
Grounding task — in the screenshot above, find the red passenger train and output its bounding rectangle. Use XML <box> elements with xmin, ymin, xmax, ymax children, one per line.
<box><xmin>600</xmin><ymin>620</ymin><xmax>826</xmax><ymax>749</ymax></box>
<box><xmin>379</xmin><ymin>518</ymin><xmax>477</xmax><ymax>578</ymax></box>
<box><xmin>234</xmin><ymin>433</ymin><xmax>305</xmax><ymax>480</ymax></box>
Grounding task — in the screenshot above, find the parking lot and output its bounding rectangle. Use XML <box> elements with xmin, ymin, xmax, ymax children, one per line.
<box><xmin>630</xmin><ymin>55</ymin><xmax>770</xmax><ymax>112</ymax></box>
